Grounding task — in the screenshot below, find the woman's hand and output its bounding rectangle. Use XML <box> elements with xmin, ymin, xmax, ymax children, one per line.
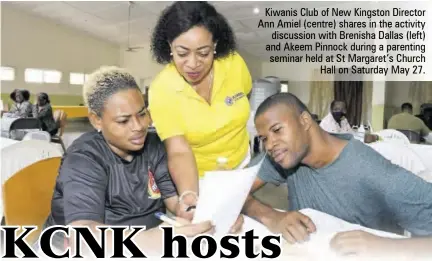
<box><xmin>170</xmin><ymin>216</ymin><xmax>215</xmax><ymax>237</ymax></box>
<box><xmin>175</xmin><ymin>197</ymin><xmax>243</xmax><ymax>235</ymax></box>
<box><xmin>176</xmin><ymin>193</ymin><xmax>198</xmax><ymax>221</ymax></box>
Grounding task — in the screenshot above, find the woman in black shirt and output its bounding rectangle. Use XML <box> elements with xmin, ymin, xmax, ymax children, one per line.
<box><xmin>32</xmin><ymin>92</ymin><xmax>59</xmax><ymax>136</ymax></box>
<box><xmin>44</xmin><ymin>66</ymin><xmax>212</xmax><ymax>255</ymax></box>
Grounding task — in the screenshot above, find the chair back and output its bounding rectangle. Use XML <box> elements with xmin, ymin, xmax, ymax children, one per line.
<box><xmin>2</xmin><ymin>157</ymin><xmax>62</xmax><ymax>244</ymax></box>
<box><xmin>9</xmin><ymin>118</ymin><xmax>42</xmax><ymax>140</ymax></box>
<box><xmin>396</xmin><ymin>129</ymin><xmax>421</xmax><ymax>144</ymax></box>
<box><xmin>9</xmin><ymin>118</ymin><xmax>41</xmax><ymax>131</ymax></box>
<box><xmin>53</xmin><ymin>110</ymin><xmax>67</xmax><ymax>137</ymax></box>
<box><xmin>0</xmin><ymin>140</ymin><xmax>62</xmax><ymax>222</ymax></box>
<box><xmin>22</xmin><ymin>131</ymin><xmax>51</xmax><ymax>142</ymax></box>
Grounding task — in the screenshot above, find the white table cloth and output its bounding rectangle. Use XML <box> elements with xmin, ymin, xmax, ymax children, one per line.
<box><xmin>409</xmin><ymin>144</ymin><xmax>432</xmax><ymax>171</ymax></box>
<box><xmin>1</xmin><ymin>116</ymin><xmax>18</xmax><ymax>131</ymax></box>
<box><xmin>0</xmin><ymin>137</ymin><xmax>18</xmax><ymax>149</ymax></box>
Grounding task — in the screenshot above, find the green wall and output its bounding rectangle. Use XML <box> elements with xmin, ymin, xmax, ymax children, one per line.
<box><xmin>371</xmin><ymin>104</ymin><xmax>385</xmax><ymax>132</ymax></box>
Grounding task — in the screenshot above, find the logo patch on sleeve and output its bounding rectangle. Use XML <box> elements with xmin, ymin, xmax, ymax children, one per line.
<box><xmin>147</xmin><ymin>169</ymin><xmax>161</xmax><ymax>199</ymax></box>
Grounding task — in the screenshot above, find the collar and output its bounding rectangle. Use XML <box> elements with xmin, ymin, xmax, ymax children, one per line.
<box><xmin>329</xmin><ymin>132</ymin><xmax>354</xmax><ymax>141</ymax></box>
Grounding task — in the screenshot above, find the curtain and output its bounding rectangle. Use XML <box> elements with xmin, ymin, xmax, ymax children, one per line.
<box><xmin>361</xmin><ymin>81</ymin><xmax>373</xmax><ymax>125</ymax></box>
<box><xmin>308</xmin><ymin>69</ymin><xmax>334</xmax><ymax>120</ymax></box>
<box><xmin>334</xmin><ymin>81</ymin><xmax>363</xmax><ymax>126</ymax></box>
<box><xmin>408</xmin><ymin>81</ymin><xmax>432</xmax><ymax>115</ymax></box>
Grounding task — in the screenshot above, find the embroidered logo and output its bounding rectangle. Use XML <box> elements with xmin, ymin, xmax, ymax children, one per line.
<box><xmin>147</xmin><ymin>168</ymin><xmax>161</xmax><ymax>199</ymax></box>
<box><xmin>225</xmin><ymin>92</ymin><xmax>245</xmax><ymax>106</ymax></box>
<box><xmin>225</xmin><ymin>96</ymin><xmax>234</xmax><ymax>106</ymax></box>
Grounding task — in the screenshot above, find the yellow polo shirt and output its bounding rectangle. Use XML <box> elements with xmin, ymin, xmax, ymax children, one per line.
<box><xmin>149</xmin><ymin>52</ymin><xmax>252</xmax><ymax>177</ymax></box>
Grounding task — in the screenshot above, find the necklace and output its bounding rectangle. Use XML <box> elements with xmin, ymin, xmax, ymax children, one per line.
<box><xmin>192</xmin><ymin>69</ymin><xmax>214</xmax><ymax>103</ymax></box>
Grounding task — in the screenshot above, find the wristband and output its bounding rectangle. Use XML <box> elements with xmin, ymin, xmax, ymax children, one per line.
<box><xmin>179</xmin><ymin>190</ymin><xmax>198</xmax><ymax>203</ymax></box>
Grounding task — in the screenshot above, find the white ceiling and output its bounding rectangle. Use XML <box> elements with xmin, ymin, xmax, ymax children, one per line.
<box><xmin>5</xmin><ymin>1</ymin><xmax>374</xmax><ymax>60</ymax></box>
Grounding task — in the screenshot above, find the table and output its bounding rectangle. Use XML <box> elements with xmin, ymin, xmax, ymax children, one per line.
<box><xmin>52</xmin><ymin>106</ymin><xmax>88</xmax><ymax>119</ymax></box>
<box><xmin>0</xmin><ymin>137</ymin><xmax>18</xmax><ymax>149</ymax></box>
<box><xmin>1</xmin><ymin>117</ymin><xmax>18</xmax><ymax>137</ymax></box>
<box><xmin>1</xmin><ymin>116</ymin><xmax>18</xmax><ymax>131</ymax></box>
<box><xmin>409</xmin><ymin>144</ymin><xmax>432</xmax><ymax>170</ymax></box>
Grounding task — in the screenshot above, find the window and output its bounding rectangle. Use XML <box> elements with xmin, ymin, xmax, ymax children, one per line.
<box><xmin>25</xmin><ymin>68</ymin><xmax>62</xmax><ymax>83</ymax></box>
<box><xmin>25</xmin><ymin>68</ymin><xmax>44</xmax><ymax>83</ymax></box>
<box><xmin>70</xmin><ymin>73</ymin><xmax>87</xmax><ymax>85</ymax></box>
<box><xmin>281</xmin><ymin>81</ymin><xmax>288</xmax><ymax>93</ymax></box>
<box><xmin>43</xmin><ymin>70</ymin><xmax>62</xmax><ymax>83</ymax></box>
<box><xmin>1</xmin><ymin>67</ymin><xmax>15</xmax><ymax>81</ymax></box>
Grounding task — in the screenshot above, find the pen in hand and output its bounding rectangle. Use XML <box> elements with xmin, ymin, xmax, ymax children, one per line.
<box><xmin>154</xmin><ymin>212</ymin><xmax>183</xmax><ymax>227</ymax></box>
<box><xmin>186</xmin><ymin>206</ymin><xmax>196</xmax><ymax>212</ymax></box>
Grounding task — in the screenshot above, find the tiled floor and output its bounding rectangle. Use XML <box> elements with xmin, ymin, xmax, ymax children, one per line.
<box><xmin>62</xmin><ymin>119</ymin><xmax>289</xmax><ymax>211</ymax></box>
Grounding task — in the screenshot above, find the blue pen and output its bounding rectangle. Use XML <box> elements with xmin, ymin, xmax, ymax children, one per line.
<box><xmin>154</xmin><ymin>212</ymin><xmax>182</xmax><ymax>227</ymax></box>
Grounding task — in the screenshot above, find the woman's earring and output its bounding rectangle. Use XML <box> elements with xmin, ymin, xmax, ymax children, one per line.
<box><xmin>170</xmin><ymin>52</ymin><xmax>173</xmax><ymax>56</ymax></box>
<box><xmin>97</xmin><ymin>129</ymin><xmax>101</xmax><ymax>133</ymax></box>
<box><xmin>214</xmin><ymin>50</ymin><xmax>217</xmax><ymax>54</ymax></box>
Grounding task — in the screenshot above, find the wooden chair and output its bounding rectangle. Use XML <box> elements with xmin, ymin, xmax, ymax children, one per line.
<box><xmin>52</xmin><ymin>110</ymin><xmax>67</xmax><ymax>152</ymax></box>
<box><xmin>2</xmin><ymin>157</ymin><xmax>62</xmax><ymax>245</ymax></box>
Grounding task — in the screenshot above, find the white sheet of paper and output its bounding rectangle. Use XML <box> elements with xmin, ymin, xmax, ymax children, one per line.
<box><xmin>283</xmin><ymin>209</ymin><xmax>406</xmax><ymax>259</ymax></box>
<box><xmin>192</xmin><ymin>158</ymin><xmax>264</xmax><ymax>239</ymax></box>
<box><xmin>299</xmin><ymin>208</ymin><xmax>405</xmax><ymax>239</ymax></box>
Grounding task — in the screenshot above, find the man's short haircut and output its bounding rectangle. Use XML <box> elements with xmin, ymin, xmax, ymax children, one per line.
<box><xmin>255</xmin><ymin>93</ymin><xmax>311</xmax><ymax>120</ymax></box>
<box><xmin>401</xmin><ymin>102</ymin><xmax>413</xmax><ymax>111</ymax></box>
<box><xmin>330</xmin><ymin>100</ymin><xmax>345</xmax><ymax>110</ymax></box>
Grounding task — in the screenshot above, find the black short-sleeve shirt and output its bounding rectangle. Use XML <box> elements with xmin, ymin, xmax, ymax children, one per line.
<box><xmin>45</xmin><ymin>130</ymin><xmax>177</xmax><ymax>229</ymax></box>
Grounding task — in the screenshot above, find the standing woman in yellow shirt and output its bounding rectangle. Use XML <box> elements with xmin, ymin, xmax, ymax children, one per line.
<box><xmin>149</xmin><ymin>2</ymin><xmax>252</xmax><ymax>220</ymax></box>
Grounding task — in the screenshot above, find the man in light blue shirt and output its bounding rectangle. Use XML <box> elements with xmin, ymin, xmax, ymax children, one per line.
<box><xmin>243</xmin><ymin>93</ymin><xmax>432</xmax><ymax>257</ymax></box>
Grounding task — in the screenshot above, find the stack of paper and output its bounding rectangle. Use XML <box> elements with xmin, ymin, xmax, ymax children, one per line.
<box><xmin>192</xmin><ymin>158</ymin><xmax>264</xmax><ymax>239</ymax></box>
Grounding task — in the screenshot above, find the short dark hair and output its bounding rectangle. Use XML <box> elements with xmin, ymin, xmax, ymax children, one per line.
<box><xmin>401</xmin><ymin>103</ymin><xmax>413</xmax><ymax>111</ymax></box>
<box><xmin>330</xmin><ymin>100</ymin><xmax>345</xmax><ymax>110</ymax></box>
<box><xmin>38</xmin><ymin>92</ymin><xmax>50</xmax><ymax>104</ymax></box>
<box><xmin>255</xmin><ymin>93</ymin><xmax>311</xmax><ymax>120</ymax></box>
<box><xmin>22</xmin><ymin>90</ymin><xmax>30</xmax><ymax>101</ymax></box>
<box><xmin>150</xmin><ymin>1</ymin><xmax>236</xmax><ymax>64</ymax></box>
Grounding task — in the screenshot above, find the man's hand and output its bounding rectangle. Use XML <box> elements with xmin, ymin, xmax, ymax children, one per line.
<box><xmin>229</xmin><ymin>214</ymin><xmax>244</xmax><ymax>234</ymax></box>
<box><xmin>330</xmin><ymin>230</ymin><xmax>393</xmax><ymax>257</ymax></box>
<box><xmin>266</xmin><ymin>211</ymin><xmax>316</xmax><ymax>244</ymax></box>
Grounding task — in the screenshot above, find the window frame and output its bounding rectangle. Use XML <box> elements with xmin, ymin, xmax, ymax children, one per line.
<box><xmin>0</xmin><ymin>66</ymin><xmax>15</xmax><ymax>81</ymax></box>
<box><xmin>25</xmin><ymin>68</ymin><xmax>62</xmax><ymax>83</ymax></box>
<box><xmin>70</xmin><ymin>72</ymin><xmax>88</xmax><ymax>85</ymax></box>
